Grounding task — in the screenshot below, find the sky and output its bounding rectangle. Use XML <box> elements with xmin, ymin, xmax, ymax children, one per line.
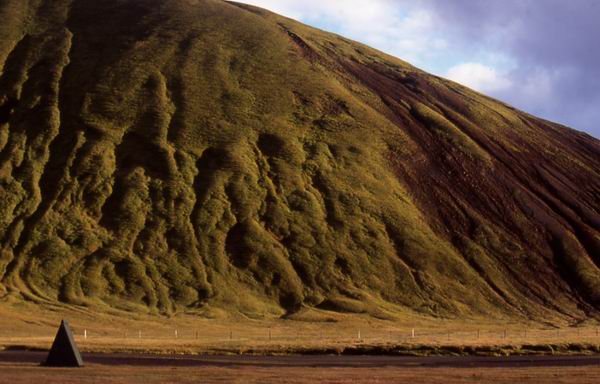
<box><xmin>240</xmin><ymin>0</ymin><xmax>600</xmax><ymax>138</ymax></box>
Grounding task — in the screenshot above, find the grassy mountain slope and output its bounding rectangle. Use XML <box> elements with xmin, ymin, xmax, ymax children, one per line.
<box><xmin>0</xmin><ymin>0</ymin><xmax>599</xmax><ymax>323</ymax></box>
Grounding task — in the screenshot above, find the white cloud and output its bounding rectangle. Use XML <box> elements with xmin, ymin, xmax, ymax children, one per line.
<box><xmin>445</xmin><ymin>63</ymin><xmax>513</xmax><ymax>93</ymax></box>
<box><xmin>495</xmin><ymin>67</ymin><xmax>558</xmax><ymax>118</ymax></box>
<box><xmin>239</xmin><ymin>0</ymin><xmax>446</xmax><ymax>67</ymax></box>
<box><xmin>520</xmin><ymin>69</ymin><xmax>553</xmax><ymax>102</ymax></box>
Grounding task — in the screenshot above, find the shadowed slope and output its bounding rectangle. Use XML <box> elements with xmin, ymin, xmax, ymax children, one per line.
<box><xmin>0</xmin><ymin>0</ymin><xmax>598</xmax><ymax>323</ymax></box>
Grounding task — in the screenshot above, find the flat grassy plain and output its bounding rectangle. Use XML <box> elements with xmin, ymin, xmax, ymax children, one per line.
<box><xmin>2</xmin><ymin>301</ymin><xmax>599</xmax><ymax>383</ymax></box>
<box><xmin>1</xmin><ymin>301</ymin><xmax>599</xmax><ymax>356</ymax></box>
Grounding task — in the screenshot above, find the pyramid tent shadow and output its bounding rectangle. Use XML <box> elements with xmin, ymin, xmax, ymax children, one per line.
<box><xmin>44</xmin><ymin>319</ymin><xmax>83</xmax><ymax>367</ymax></box>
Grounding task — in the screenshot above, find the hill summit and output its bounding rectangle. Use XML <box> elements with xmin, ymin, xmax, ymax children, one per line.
<box><xmin>0</xmin><ymin>0</ymin><xmax>599</xmax><ymax>322</ymax></box>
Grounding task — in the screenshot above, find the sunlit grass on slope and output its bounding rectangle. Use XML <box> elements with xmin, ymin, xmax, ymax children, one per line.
<box><xmin>0</xmin><ymin>0</ymin><xmax>598</xmax><ymax>325</ymax></box>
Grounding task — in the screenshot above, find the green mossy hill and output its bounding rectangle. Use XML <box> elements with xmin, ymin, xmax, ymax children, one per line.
<box><xmin>0</xmin><ymin>0</ymin><xmax>599</xmax><ymax>321</ymax></box>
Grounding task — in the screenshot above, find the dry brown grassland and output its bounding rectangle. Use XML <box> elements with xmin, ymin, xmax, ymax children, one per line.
<box><xmin>1</xmin><ymin>364</ymin><xmax>599</xmax><ymax>384</ymax></box>
<box><xmin>1</xmin><ymin>301</ymin><xmax>599</xmax><ymax>356</ymax></box>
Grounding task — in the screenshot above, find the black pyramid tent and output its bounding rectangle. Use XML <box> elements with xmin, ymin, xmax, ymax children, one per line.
<box><xmin>44</xmin><ymin>319</ymin><xmax>83</xmax><ymax>367</ymax></box>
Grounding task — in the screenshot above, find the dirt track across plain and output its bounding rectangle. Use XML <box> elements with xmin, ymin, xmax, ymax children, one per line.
<box><xmin>1</xmin><ymin>351</ymin><xmax>600</xmax><ymax>384</ymax></box>
<box><xmin>2</xmin><ymin>350</ymin><xmax>599</xmax><ymax>368</ymax></box>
